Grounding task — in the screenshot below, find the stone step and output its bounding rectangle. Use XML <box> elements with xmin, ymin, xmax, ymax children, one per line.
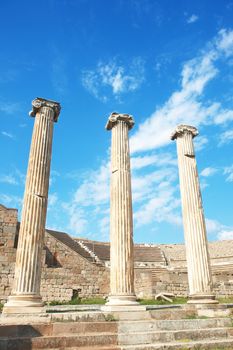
<box><xmin>50</xmin><ymin>311</ymin><xmax>107</xmax><ymax>322</ymax></box>
<box><xmin>149</xmin><ymin>308</ymin><xmax>189</xmax><ymax>320</ymax></box>
<box><xmin>111</xmin><ymin>311</ymin><xmax>150</xmax><ymax>320</ymax></box>
<box><xmin>0</xmin><ymin>321</ymin><xmax>118</xmax><ymax>337</ymax></box>
<box><xmin>118</xmin><ymin>327</ymin><xmax>230</xmax><ymax>345</ymax></box>
<box><xmin>118</xmin><ymin>317</ymin><xmax>232</xmax><ymax>332</ymax></box>
<box><xmin>41</xmin><ymin>347</ymin><xmax>119</xmax><ymax>350</ymax></box>
<box><xmin>120</xmin><ymin>337</ymin><xmax>233</xmax><ymax>350</ymax></box>
<box><xmin>0</xmin><ymin>332</ymin><xmax>118</xmax><ymax>350</ymax></box>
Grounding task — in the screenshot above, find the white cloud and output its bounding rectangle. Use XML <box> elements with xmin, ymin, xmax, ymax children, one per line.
<box><xmin>130</xmin><ymin>29</ymin><xmax>233</xmax><ymax>154</ymax></box>
<box><xmin>48</xmin><ymin>193</ymin><xmax>58</xmax><ymax>207</ymax></box>
<box><xmin>0</xmin><ymin>102</ymin><xmax>20</xmax><ymax>115</ymax></box>
<box><xmin>134</xmin><ymin>184</ymin><xmax>181</xmax><ymax>227</ymax></box>
<box><xmin>0</xmin><ymin>174</ymin><xmax>18</xmax><ymax>185</ymax></box>
<box><xmin>186</xmin><ymin>14</ymin><xmax>199</xmax><ymax>24</ymax></box>
<box><xmin>73</xmin><ymin>163</ymin><xmax>110</xmax><ymax>206</ymax></box>
<box><xmin>1</xmin><ymin>131</ymin><xmax>14</xmax><ymax>139</ymax></box>
<box><xmin>200</xmin><ymin>167</ymin><xmax>218</xmax><ymax>177</ymax></box>
<box><xmin>64</xmin><ymin>29</ymin><xmax>233</xmax><ymax>241</ymax></box>
<box><xmin>219</xmin><ymin>129</ymin><xmax>233</xmax><ymax>145</ymax></box>
<box><xmin>0</xmin><ymin>194</ymin><xmax>22</xmax><ymax>208</ymax></box>
<box><xmin>218</xmin><ymin>230</ymin><xmax>233</xmax><ymax>240</ymax></box>
<box><xmin>194</xmin><ymin>135</ymin><xmax>209</xmax><ymax>151</ymax></box>
<box><xmin>66</xmin><ymin>206</ymin><xmax>88</xmax><ymax>234</ymax></box>
<box><xmin>224</xmin><ymin>165</ymin><xmax>233</xmax><ymax>182</ymax></box>
<box><xmin>217</xmin><ymin>28</ymin><xmax>233</xmax><ymax>57</ymax></box>
<box><xmin>206</xmin><ymin>218</ymin><xmax>223</xmax><ymax>234</ymax></box>
<box><xmin>82</xmin><ymin>57</ymin><xmax>145</xmax><ymax>100</ymax></box>
<box><xmin>131</xmin><ymin>153</ymin><xmax>176</xmax><ymax>170</ymax></box>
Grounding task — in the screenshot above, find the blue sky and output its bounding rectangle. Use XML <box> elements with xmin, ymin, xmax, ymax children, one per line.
<box><xmin>1</xmin><ymin>0</ymin><xmax>233</xmax><ymax>244</ymax></box>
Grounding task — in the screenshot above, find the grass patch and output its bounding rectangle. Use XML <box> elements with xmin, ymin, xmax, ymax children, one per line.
<box><xmin>47</xmin><ymin>297</ymin><xmax>106</xmax><ymax>306</ymax></box>
<box><xmin>79</xmin><ymin>297</ymin><xmax>106</xmax><ymax>305</ymax></box>
<box><xmin>138</xmin><ymin>297</ymin><xmax>188</xmax><ymax>305</ymax></box>
<box><xmin>217</xmin><ymin>297</ymin><xmax>233</xmax><ymax>304</ymax></box>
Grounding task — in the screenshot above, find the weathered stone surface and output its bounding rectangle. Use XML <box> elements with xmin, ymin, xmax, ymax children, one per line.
<box><xmin>2</xmin><ymin>203</ymin><xmax>233</xmax><ymax>302</ymax></box>
<box><xmin>3</xmin><ymin>98</ymin><xmax>61</xmax><ymax>314</ymax></box>
<box><xmin>171</xmin><ymin>125</ymin><xmax>217</xmax><ymax>304</ymax></box>
<box><xmin>104</xmin><ymin>113</ymin><xmax>139</xmax><ymax>309</ymax></box>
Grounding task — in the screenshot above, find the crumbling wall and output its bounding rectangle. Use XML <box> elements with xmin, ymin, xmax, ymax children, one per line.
<box><xmin>0</xmin><ymin>205</ymin><xmax>18</xmax><ymax>302</ymax></box>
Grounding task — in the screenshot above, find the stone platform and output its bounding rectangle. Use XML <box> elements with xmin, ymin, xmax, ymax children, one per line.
<box><xmin>1</xmin><ymin>305</ymin><xmax>233</xmax><ymax>349</ymax></box>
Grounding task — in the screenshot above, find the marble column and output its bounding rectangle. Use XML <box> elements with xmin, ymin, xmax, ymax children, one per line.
<box><xmin>103</xmin><ymin>112</ymin><xmax>142</xmax><ymax>311</ymax></box>
<box><xmin>3</xmin><ymin>97</ymin><xmax>61</xmax><ymax>314</ymax></box>
<box><xmin>171</xmin><ymin>125</ymin><xmax>217</xmax><ymax>304</ymax></box>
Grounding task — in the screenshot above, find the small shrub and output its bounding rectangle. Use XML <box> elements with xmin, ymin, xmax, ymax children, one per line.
<box><xmin>68</xmin><ymin>297</ymin><xmax>81</xmax><ymax>305</ymax></box>
<box><xmin>104</xmin><ymin>313</ymin><xmax>118</xmax><ymax>321</ymax></box>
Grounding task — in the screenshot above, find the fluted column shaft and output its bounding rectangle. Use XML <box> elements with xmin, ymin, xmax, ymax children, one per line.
<box><xmin>3</xmin><ymin>98</ymin><xmax>60</xmax><ymax>314</ymax></box>
<box><xmin>105</xmin><ymin>113</ymin><xmax>138</xmax><ymax>307</ymax></box>
<box><xmin>171</xmin><ymin>125</ymin><xmax>216</xmax><ymax>304</ymax></box>
<box><xmin>110</xmin><ymin>120</ymin><xmax>134</xmax><ymax>295</ymax></box>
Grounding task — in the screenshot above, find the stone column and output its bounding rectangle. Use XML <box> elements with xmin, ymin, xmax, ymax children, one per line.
<box><xmin>171</xmin><ymin>125</ymin><xmax>217</xmax><ymax>304</ymax></box>
<box><xmin>3</xmin><ymin>97</ymin><xmax>61</xmax><ymax>314</ymax></box>
<box><xmin>103</xmin><ymin>112</ymin><xmax>142</xmax><ymax>311</ymax></box>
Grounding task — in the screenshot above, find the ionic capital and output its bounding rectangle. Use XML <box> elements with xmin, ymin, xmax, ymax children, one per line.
<box><xmin>171</xmin><ymin>124</ymin><xmax>198</xmax><ymax>140</ymax></box>
<box><xmin>106</xmin><ymin>112</ymin><xmax>135</xmax><ymax>131</ymax></box>
<box><xmin>29</xmin><ymin>97</ymin><xmax>61</xmax><ymax>122</ymax></box>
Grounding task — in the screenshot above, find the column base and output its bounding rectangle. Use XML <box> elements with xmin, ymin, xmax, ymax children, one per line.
<box><xmin>187</xmin><ymin>293</ymin><xmax>219</xmax><ymax>305</ymax></box>
<box><xmin>102</xmin><ymin>295</ymin><xmax>146</xmax><ymax>311</ymax></box>
<box><xmin>2</xmin><ymin>294</ymin><xmax>44</xmax><ymax>314</ymax></box>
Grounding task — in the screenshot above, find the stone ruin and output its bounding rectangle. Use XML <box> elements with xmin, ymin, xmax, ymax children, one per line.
<box><xmin>2</xmin><ymin>98</ymin><xmax>233</xmax><ymax>349</ymax></box>
<box><xmin>1</xmin><ymin>101</ymin><xmax>233</xmax><ymax>310</ymax></box>
<box><xmin>1</xmin><ymin>203</ymin><xmax>233</xmax><ymax>305</ymax></box>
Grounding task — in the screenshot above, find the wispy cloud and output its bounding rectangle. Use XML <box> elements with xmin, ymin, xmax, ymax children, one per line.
<box><xmin>82</xmin><ymin>57</ymin><xmax>145</xmax><ymax>101</ymax></box>
<box><xmin>224</xmin><ymin>164</ymin><xmax>233</xmax><ymax>182</ymax></box>
<box><xmin>219</xmin><ymin>129</ymin><xmax>233</xmax><ymax>145</ymax></box>
<box><xmin>205</xmin><ymin>218</ymin><xmax>233</xmax><ymax>240</ymax></box>
<box><xmin>130</xmin><ymin>29</ymin><xmax>233</xmax><ymax>154</ymax></box>
<box><xmin>63</xmin><ymin>29</ymin><xmax>233</xmax><ymax>241</ymax></box>
<box><xmin>218</xmin><ymin>230</ymin><xmax>233</xmax><ymax>240</ymax></box>
<box><xmin>200</xmin><ymin>167</ymin><xmax>218</xmax><ymax>177</ymax></box>
<box><xmin>0</xmin><ymin>174</ymin><xmax>18</xmax><ymax>185</ymax></box>
<box><xmin>0</xmin><ymin>193</ymin><xmax>22</xmax><ymax>208</ymax></box>
<box><xmin>186</xmin><ymin>14</ymin><xmax>199</xmax><ymax>24</ymax></box>
<box><xmin>0</xmin><ymin>101</ymin><xmax>20</xmax><ymax>115</ymax></box>
<box><xmin>1</xmin><ymin>131</ymin><xmax>14</xmax><ymax>139</ymax></box>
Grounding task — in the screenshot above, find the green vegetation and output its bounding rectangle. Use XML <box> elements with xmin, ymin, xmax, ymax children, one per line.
<box><xmin>104</xmin><ymin>313</ymin><xmax>118</xmax><ymax>322</ymax></box>
<box><xmin>184</xmin><ymin>313</ymin><xmax>209</xmax><ymax>319</ymax></box>
<box><xmin>79</xmin><ymin>297</ymin><xmax>106</xmax><ymax>304</ymax></box>
<box><xmin>0</xmin><ymin>303</ymin><xmax>3</xmax><ymax>312</ymax></box>
<box><xmin>217</xmin><ymin>297</ymin><xmax>233</xmax><ymax>304</ymax></box>
<box><xmin>47</xmin><ymin>297</ymin><xmax>106</xmax><ymax>306</ymax></box>
<box><xmin>138</xmin><ymin>297</ymin><xmax>188</xmax><ymax>305</ymax></box>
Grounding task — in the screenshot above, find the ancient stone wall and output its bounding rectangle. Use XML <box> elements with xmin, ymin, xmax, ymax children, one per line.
<box><xmin>0</xmin><ymin>205</ymin><xmax>18</xmax><ymax>302</ymax></box>
<box><xmin>41</xmin><ymin>232</ymin><xmax>110</xmax><ymax>302</ymax></box>
<box><xmin>2</xmin><ymin>204</ymin><xmax>233</xmax><ymax>303</ymax></box>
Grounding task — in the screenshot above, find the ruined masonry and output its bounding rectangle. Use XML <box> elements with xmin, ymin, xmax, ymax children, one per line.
<box><xmin>1</xmin><ymin>102</ymin><xmax>233</xmax><ymax>310</ymax></box>
<box><xmin>3</xmin><ymin>98</ymin><xmax>60</xmax><ymax>314</ymax></box>
<box><xmin>104</xmin><ymin>112</ymin><xmax>141</xmax><ymax>310</ymax></box>
<box><xmin>171</xmin><ymin>125</ymin><xmax>217</xmax><ymax>304</ymax></box>
<box><xmin>1</xmin><ymin>203</ymin><xmax>233</xmax><ymax>304</ymax></box>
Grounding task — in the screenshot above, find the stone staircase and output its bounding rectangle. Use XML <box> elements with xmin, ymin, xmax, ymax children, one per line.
<box><xmin>1</xmin><ymin>310</ymin><xmax>233</xmax><ymax>349</ymax></box>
